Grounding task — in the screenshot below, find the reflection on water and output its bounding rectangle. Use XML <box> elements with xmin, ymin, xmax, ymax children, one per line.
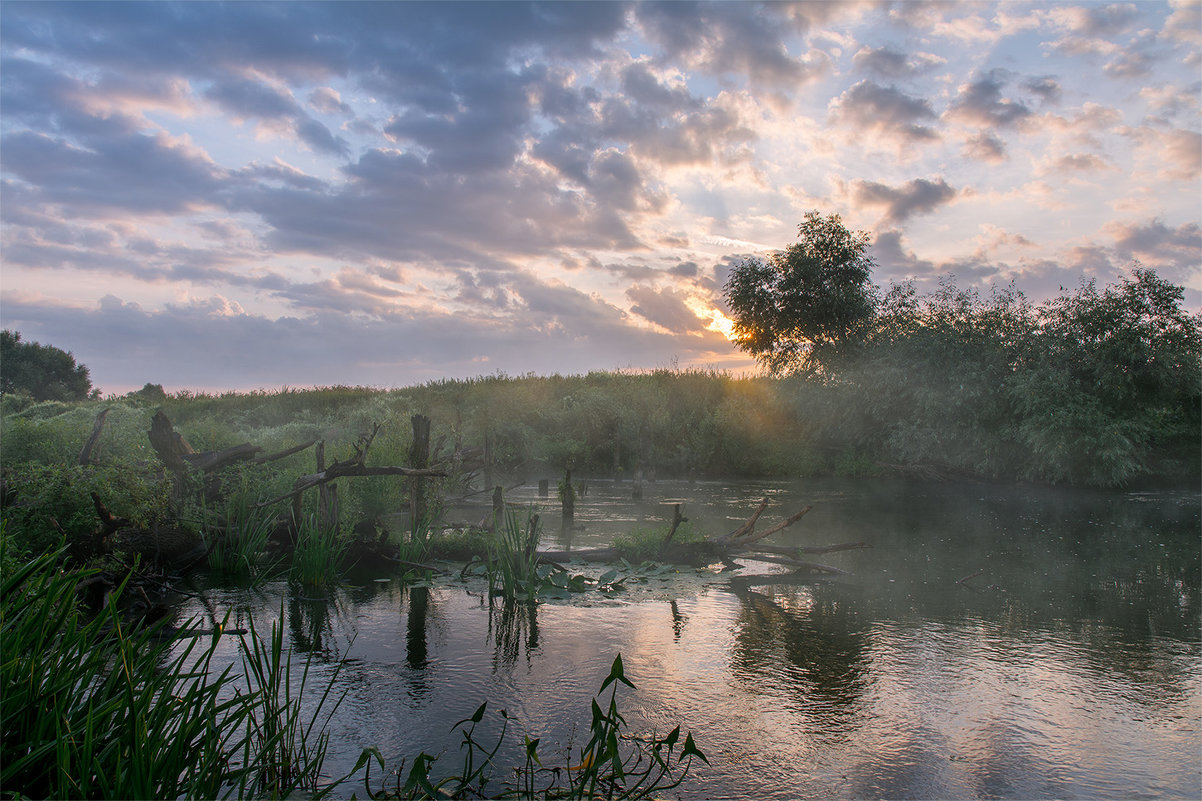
<box><xmin>179</xmin><ymin>479</ymin><xmax>1201</xmax><ymax>799</ymax></box>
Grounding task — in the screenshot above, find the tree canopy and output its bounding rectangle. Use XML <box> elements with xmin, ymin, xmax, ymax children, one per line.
<box><xmin>724</xmin><ymin>214</ymin><xmax>1201</xmax><ymax>485</ymax></box>
<box><xmin>0</xmin><ymin>330</ymin><xmax>97</xmax><ymax>402</ymax></box>
<box><xmin>724</xmin><ymin>211</ymin><xmax>878</xmax><ymax>375</ymax></box>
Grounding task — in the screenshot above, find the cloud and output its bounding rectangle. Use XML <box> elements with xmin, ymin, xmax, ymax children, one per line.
<box><xmin>962</xmin><ymin>131</ymin><xmax>1008</xmax><ymax>162</ymax></box>
<box><xmin>1163</xmin><ymin>0</ymin><xmax>1202</xmax><ymax>47</ymax></box>
<box><xmin>870</xmin><ymin>229</ymin><xmax>937</xmax><ymax>280</ymax></box>
<box><xmin>851</xmin><ymin>45</ymin><xmax>946</xmax><ymax>78</ymax></box>
<box><xmin>308</xmin><ymin>87</ymin><xmax>351</xmax><ymax>116</ymax></box>
<box><xmin>1121</xmin><ymin>126</ymin><xmax>1201</xmax><ymax>180</ymax></box>
<box><xmin>635</xmin><ymin>2</ymin><xmax>831</xmax><ymax>89</ymax></box>
<box><xmin>829</xmin><ymin>80</ymin><xmax>940</xmax><ymax>144</ymax></box>
<box><xmin>626</xmin><ymin>284</ymin><xmax>703</xmax><ymax>334</ymax></box>
<box><xmin>205</xmin><ymin>75</ymin><xmax>350</xmax><ymax>156</ymax></box>
<box><xmin>0</xmin><ymin>129</ymin><xmax>227</xmax><ymax>216</ymax></box>
<box><xmin>1105</xmin><ymin>218</ymin><xmax>1202</xmax><ymax>273</ymax></box>
<box><xmin>849</xmin><ymin>177</ymin><xmax>957</xmax><ymax>224</ymax></box>
<box><xmin>0</xmin><ymin>1</ymin><xmax>1198</xmax><ymax>392</ymax></box>
<box><xmin>1021</xmin><ymin>76</ymin><xmax>1062</xmax><ymax>105</ymax></box>
<box><xmin>945</xmin><ymin>70</ymin><xmax>1032</xmax><ymax>128</ymax></box>
<box><xmin>1038</xmin><ymin>152</ymin><xmax>1118</xmax><ymax>175</ymax></box>
<box><xmin>1052</xmin><ymin>3</ymin><xmax>1140</xmax><ymax>37</ymax></box>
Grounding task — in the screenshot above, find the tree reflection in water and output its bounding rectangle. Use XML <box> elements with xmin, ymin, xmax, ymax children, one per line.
<box><xmin>729</xmin><ymin>581</ymin><xmax>870</xmax><ymax>728</ymax></box>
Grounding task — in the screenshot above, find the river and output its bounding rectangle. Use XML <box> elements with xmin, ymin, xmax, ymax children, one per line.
<box><xmin>180</xmin><ymin>478</ymin><xmax>1201</xmax><ymax>799</ymax></box>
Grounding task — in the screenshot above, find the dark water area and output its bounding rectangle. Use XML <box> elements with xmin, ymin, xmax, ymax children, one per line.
<box><xmin>179</xmin><ymin>479</ymin><xmax>1201</xmax><ymax>799</ymax></box>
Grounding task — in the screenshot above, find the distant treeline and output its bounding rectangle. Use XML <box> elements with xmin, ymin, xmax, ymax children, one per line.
<box><xmin>3</xmin><ymin>347</ymin><xmax>1198</xmax><ymax>492</ymax></box>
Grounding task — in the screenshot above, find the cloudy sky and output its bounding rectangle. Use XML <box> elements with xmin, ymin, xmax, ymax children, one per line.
<box><xmin>1</xmin><ymin>1</ymin><xmax>1199</xmax><ymax>394</ymax></box>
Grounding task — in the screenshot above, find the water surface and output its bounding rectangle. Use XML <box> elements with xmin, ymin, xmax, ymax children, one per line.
<box><xmin>180</xmin><ymin>478</ymin><xmax>1201</xmax><ymax>799</ymax></box>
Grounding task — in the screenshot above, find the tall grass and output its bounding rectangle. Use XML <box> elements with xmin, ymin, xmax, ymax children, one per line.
<box><xmin>203</xmin><ymin>495</ymin><xmax>278</xmax><ymax>580</ymax></box>
<box><xmin>2</xmin><ymin>547</ymin><xmax>244</xmax><ymax>799</ymax></box>
<box><xmin>485</xmin><ymin>507</ymin><xmax>543</xmax><ymax>601</ymax></box>
<box><xmin>291</xmin><ymin>517</ymin><xmax>350</xmax><ymax>585</ymax></box>
<box><xmin>0</xmin><ymin>545</ymin><xmax>351</xmax><ymax>799</ymax></box>
<box><xmin>237</xmin><ymin>611</ymin><xmax>349</xmax><ymax>797</ymax></box>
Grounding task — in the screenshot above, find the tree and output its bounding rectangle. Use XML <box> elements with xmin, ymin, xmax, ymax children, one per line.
<box><xmin>1007</xmin><ymin>268</ymin><xmax>1202</xmax><ymax>484</ymax></box>
<box><xmin>724</xmin><ymin>211</ymin><xmax>878</xmax><ymax>375</ymax></box>
<box><xmin>0</xmin><ymin>330</ymin><xmax>97</xmax><ymax>402</ymax></box>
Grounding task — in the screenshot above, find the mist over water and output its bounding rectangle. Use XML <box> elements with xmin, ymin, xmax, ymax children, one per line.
<box><xmin>181</xmin><ymin>479</ymin><xmax>1201</xmax><ymax>799</ymax></box>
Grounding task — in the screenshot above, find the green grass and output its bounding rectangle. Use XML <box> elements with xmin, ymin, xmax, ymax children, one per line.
<box><xmin>485</xmin><ymin>507</ymin><xmax>545</xmax><ymax>601</ymax></box>
<box><xmin>203</xmin><ymin>495</ymin><xmax>279</xmax><ymax>580</ymax></box>
<box><xmin>291</xmin><ymin>517</ymin><xmax>350</xmax><ymax>585</ymax></box>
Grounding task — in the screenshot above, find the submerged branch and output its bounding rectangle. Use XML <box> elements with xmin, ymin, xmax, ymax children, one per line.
<box><xmin>727</xmin><ymin>552</ymin><xmax>849</xmax><ymax>575</ymax></box>
<box><xmin>255</xmin><ymin>464</ymin><xmax>449</xmax><ymax>508</ymax></box>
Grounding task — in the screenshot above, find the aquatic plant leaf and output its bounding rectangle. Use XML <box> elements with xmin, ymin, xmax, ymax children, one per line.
<box><xmin>600</xmin><ymin>654</ymin><xmax>637</xmax><ymax>692</ymax></box>
<box><xmin>682</xmin><ymin>732</ymin><xmax>709</xmax><ymax>764</ymax></box>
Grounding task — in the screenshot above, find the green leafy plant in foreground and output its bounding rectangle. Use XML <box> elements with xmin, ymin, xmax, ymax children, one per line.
<box><xmin>355</xmin><ymin>654</ymin><xmax>708</xmax><ymax>800</ymax></box>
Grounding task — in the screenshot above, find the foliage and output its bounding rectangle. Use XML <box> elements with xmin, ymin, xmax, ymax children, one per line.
<box><xmin>355</xmin><ymin>654</ymin><xmax>707</xmax><ymax>799</ymax></box>
<box><xmin>721</xmin><ymin>214</ymin><xmax>1199</xmax><ymax>486</ymax></box>
<box><xmin>0</xmin><ymin>460</ymin><xmax>173</xmax><ymax>562</ymax></box>
<box><xmin>724</xmin><ymin>211</ymin><xmax>878</xmax><ymax>375</ymax></box>
<box><xmin>1011</xmin><ymin>269</ymin><xmax>1202</xmax><ymax>484</ymax></box>
<box><xmin>0</xmin><ymin>330</ymin><xmax>97</xmax><ymax>402</ymax></box>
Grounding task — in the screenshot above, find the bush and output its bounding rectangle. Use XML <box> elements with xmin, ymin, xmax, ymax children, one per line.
<box><xmin>0</xmin><ymin>461</ymin><xmax>172</xmax><ymax>561</ymax></box>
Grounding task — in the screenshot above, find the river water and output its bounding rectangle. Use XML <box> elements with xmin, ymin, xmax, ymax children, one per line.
<box><xmin>181</xmin><ymin>478</ymin><xmax>1201</xmax><ymax>799</ymax></box>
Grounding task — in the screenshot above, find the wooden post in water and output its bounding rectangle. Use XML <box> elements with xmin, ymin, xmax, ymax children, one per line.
<box><xmin>560</xmin><ymin>468</ymin><xmax>575</xmax><ymax>532</ymax></box>
<box><xmin>538</xmin><ymin>479</ymin><xmax>549</xmax><ymax>498</ymax></box>
<box><xmin>483</xmin><ymin>430</ymin><xmax>493</xmax><ymax>497</ymax></box>
<box><xmin>410</xmin><ymin>414</ymin><xmax>431</xmax><ymax>543</ymax></box>
<box><xmin>317</xmin><ymin>440</ymin><xmax>329</xmax><ymax>531</ymax></box>
<box><xmin>492</xmin><ymin>485</ymin><xmax>504</xmax><ymax>532</ymax></box>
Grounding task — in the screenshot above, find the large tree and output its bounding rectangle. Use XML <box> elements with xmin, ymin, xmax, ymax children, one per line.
<box><xmin>0</xmin><ymin>330</ymin><xmax>97</xmax><ymax>402</ymax></box>
<box><xmin>724</xmin><ymin>211</ymin><xmax>878</xmax><ymax>375</ymax></box>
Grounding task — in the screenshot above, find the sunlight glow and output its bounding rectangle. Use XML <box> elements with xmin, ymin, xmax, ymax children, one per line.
<box><xmin>687</xmin><ymin>298</ymin><xmax>738</xmax><ymax>341</ymax></box>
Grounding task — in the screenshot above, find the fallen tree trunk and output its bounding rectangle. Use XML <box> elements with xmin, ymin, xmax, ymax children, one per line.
<box><xmin>256</xmin><ymin>464</ymin><xmax>449</xmax><ymax>509</ymax></box>
<box><xmin>534</xmin><ymin>498</ymin><xmax>865</xmax><ymax>573</ymax></box>
<box><xmin>182</xmin><ymin>443</ymin><xmax>262</xmax><ymax>472</ymax></box>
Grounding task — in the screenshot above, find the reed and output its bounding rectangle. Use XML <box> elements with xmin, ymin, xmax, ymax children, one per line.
<box><xmin>291</xmin><ymin>516</ymin><xmax>350</xmax><ymax>585</ymax></box>
<box><xmin>0</xmin><ymin>543</ymin><xmax>355</xmax><ymax>800</ymax></box>
<box><xmin>355</xmin><ymin>654</ymin><xmax>707</xmax><ymax>799</ymax></box>
<box><xmin>485</xmin><ymin>507</ymin><xmax>544</xmax><ymax>601</ymax></box>
<box><xmin>203</xmin><ymin>493</ymin><xmax>278</xmax><ymax>579</ymax></box>
<box><xmin>236</xmin><ymin>610</ymin><xmax>349</xmax><ymax>797</ymax></box>
<box><xmin>1</xmin><ymin>547</ymin><xmax>248</xmax><ymax>799</ymax></box>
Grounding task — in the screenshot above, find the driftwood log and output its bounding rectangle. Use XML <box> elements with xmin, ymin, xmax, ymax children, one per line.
<box><xmin>254</xmin><ymin>421</ymin><xmax>448</xmax><ymax>511</ymax></box>
<box><xmin>536</xmin><ymin>497</ymin><xmax>868</xmax><ymax>576</ymax></box>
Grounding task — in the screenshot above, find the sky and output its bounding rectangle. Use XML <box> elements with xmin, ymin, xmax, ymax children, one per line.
<box><xmin>1</xmin><ymin>1</ymin><xmax>1199</xmax><ymax>395</ymax></box>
